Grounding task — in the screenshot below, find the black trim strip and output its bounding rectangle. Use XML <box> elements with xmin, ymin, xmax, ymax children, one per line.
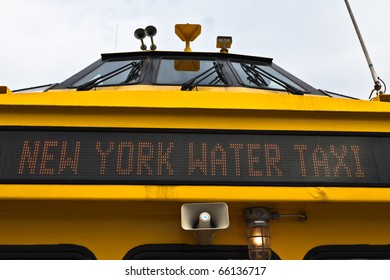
<box><xmin>304</xmin><ymin>244</ymin><xmax>390</xmax><ymax>260</ymax></box>
<box><xmin>101</xmin><ymin>51</ymin><xmax>273</xmax><ymax>64</ymax></box>
<box><xmin>2</xmin><ymin>125</ymin><xmax>390</xmax><ymax>137</ymax></box>
<box><xmin>123</xmin><ymin>244</ymin><xmax>280</xmax><ymax>260</ymax></box>
<box><xmin>304</xmin><ymin>245</ymin><xmax>390</xmax><ymax>260</ymax></box>
<box><xmin>0</xmin><ymin>244</ymin><xmax>96</xmax><ymax>260</ymax></box>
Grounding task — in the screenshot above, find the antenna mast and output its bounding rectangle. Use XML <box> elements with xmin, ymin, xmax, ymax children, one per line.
<box><xmin>115</xmin><ymin>24</ymin><xmax>119</xmax><ymax>52</ymax></box>
<box><xmin>344</xmin><ymin>0</ymin><xmax>384</xmax><ymax>98</ymax></box>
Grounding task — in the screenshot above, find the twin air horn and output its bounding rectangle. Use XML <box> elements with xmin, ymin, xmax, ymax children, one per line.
<box><xmin>134</xmin><ymin>25</ymin><xmax>157</xmax><ymax>51</ymax></box>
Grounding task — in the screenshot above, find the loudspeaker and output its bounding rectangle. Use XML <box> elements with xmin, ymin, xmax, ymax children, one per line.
<box><xmin>181</xmin><ymin>202</ymin><xmax>229</xmax><ymax>245</ymax></box>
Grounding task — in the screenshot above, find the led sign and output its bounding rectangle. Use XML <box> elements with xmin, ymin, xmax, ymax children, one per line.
<box><xmin>0</xmin><ymin>129</ymin><xmax>388</xmax><ymax>186</ymax></box>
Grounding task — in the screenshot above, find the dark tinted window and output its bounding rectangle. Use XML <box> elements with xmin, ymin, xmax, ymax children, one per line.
<box><xmin>304</xmin><ymin>245</ymin><xmax>390</xmax><ymax>260</ymax></box>
<box><xmin>232</xmin><ymin>61</ymin><xmax>305</xmax><ymax>92</ymax></box>
<box><xmin>156</xmin><ymin>58</ymin><xmax>227</xmax><ymax>86</ymax></box>
<box><xmin>73</xmin><ymin>59</ymin><xmax>144</xmax><ymax>87</ymax></box>
<box><xmin>0</xmin><ymin>244</ymin><xmax>96</xmax><ymax>260</ymax></box>
<box><xmin>124</xmin><ymin>244</ymin><xmax>280</xmax><ymax>260</ymax></box>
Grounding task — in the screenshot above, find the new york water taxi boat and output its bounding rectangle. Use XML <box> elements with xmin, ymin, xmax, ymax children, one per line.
<box><xmin>1</xmin><ymin>24</ymin><xmax>390</xmax><ymax>260</ymax></box>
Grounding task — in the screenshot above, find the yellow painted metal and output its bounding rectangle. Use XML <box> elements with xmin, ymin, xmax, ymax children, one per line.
<box><xmin>2</xmin><ymin>185</ymin><xmax>390</xmax><ymax>203</ymax></box>
<box><xmin>175</xmin><ymin>24</ymin><xmax>201</xmax><ymax>52</ymax></box>
<box><xmin>1</xmin><ymin>199</ymin><xmax>390</xmax><ymax>260</ymax></box>
<box><xmin>2</xmin><ymin>87</ymin><xmax>390</xmax><ymax>113</ymax></box>
<box><xmin>2</xmin><ymin>85</ymin><xmax>390</xmax><ymax>259</ymax></box>
<box><xmin>2</xmin><ymin>89</ymin><xmax>390</xmax><ymax>134</ymax></box>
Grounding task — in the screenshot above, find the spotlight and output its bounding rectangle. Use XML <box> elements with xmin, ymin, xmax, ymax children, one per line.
<box><xmin>216</xmin><ymin>36</ymin><xmax>232</xmax><ymax>53</ymax></box>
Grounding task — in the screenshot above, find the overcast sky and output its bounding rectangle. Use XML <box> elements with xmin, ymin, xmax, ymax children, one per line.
<box><xmin>1</xmin><ymin>0</ymin><xmax>389</xmax><ymax>99</ymax></box>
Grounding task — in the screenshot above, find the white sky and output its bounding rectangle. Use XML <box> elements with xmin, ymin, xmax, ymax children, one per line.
<box><xmin>0</xmin><ymin>0</ymin><xmax>389</xmax><ymax>99</ymax></box>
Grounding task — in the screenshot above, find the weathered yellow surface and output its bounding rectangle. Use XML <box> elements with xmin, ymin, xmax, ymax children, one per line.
<box><xmin>1</xmin><ymin>87</ymin><xmax>390</xmax><ymax>259</ymax></box>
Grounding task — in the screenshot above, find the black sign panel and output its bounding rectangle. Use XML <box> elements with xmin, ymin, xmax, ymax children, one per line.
<box><xmin>0</xmin><ymin>128</ymin><xmax>390</xmax><ymax>186</ymax></box>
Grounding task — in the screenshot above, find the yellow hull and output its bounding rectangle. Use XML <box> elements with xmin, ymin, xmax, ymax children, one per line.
<box><xmin>1</xmin><ymin>88</ymin><xmax>390</xmax><ymax>259</ymax></box>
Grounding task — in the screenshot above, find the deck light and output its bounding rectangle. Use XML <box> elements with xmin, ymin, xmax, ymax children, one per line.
<box><xmin>244</xmin><ymin>207</ymin><xmax>273</xmax><ymax>260</ymax></box>
<box><xmin>244</xmin><ymin>207</ymin><xmax>306</xmax><ymax>260</ymax></box>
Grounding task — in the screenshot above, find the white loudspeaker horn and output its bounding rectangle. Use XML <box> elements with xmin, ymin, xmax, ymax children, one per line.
<box><xmin>181</xmin><ymin>202</ymin><xmax>229</xmax><ymax>246</ymax></box>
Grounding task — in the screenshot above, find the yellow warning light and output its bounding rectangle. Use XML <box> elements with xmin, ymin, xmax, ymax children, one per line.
<box><xmin>216</xmin><ymin>36</ymin><xmax>232</xmax><ymax>53</ymax></box>
<box><xmin>175</xmin><ymin>24</ymin><xmax>201</xmax><ymax>52</ymax></box>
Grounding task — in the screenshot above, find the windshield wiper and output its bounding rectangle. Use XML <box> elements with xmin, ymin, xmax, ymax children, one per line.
<box><xmin>181</xmin><ymin>62</ymin><xmax>228</xmax><ymax>91</ymax></box>
<box><xmin>240</xmin><ymin>63</ymin><xmax>269</xmax><ymax>87</ymax></box>
<box><xmin>240</xmin><ymin>63</ymin><xmax>304</xmax><ymax>95</ymax></box>
<box><xmin>122</xmin><ymin>60</ymin><xmax>144</xmax><ymax>84</ymax></box>
<box><xmin>76</xmin><ymin>60</ymin><xmax>143</xmax><ymax>91</ymax></box>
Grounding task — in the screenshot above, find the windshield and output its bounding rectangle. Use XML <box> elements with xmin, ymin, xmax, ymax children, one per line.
<box><xmin>52</xmin><ymin>52</ymin><xmax>335</xmax><ymax>96</ymax></box>
<box><xmin>156</xmin><ymin>58</ymin><xmax>227</xmax><ymax>86</ymax></box>
<box><xmin>73</xmin><ymin>59</ymin><xmax>144</xmax><ymax>87</ymax></box>
<box><xmin>232</xmin><ymin>61</ymin><xmax>305</xmax><ymax>92</ymax></box>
